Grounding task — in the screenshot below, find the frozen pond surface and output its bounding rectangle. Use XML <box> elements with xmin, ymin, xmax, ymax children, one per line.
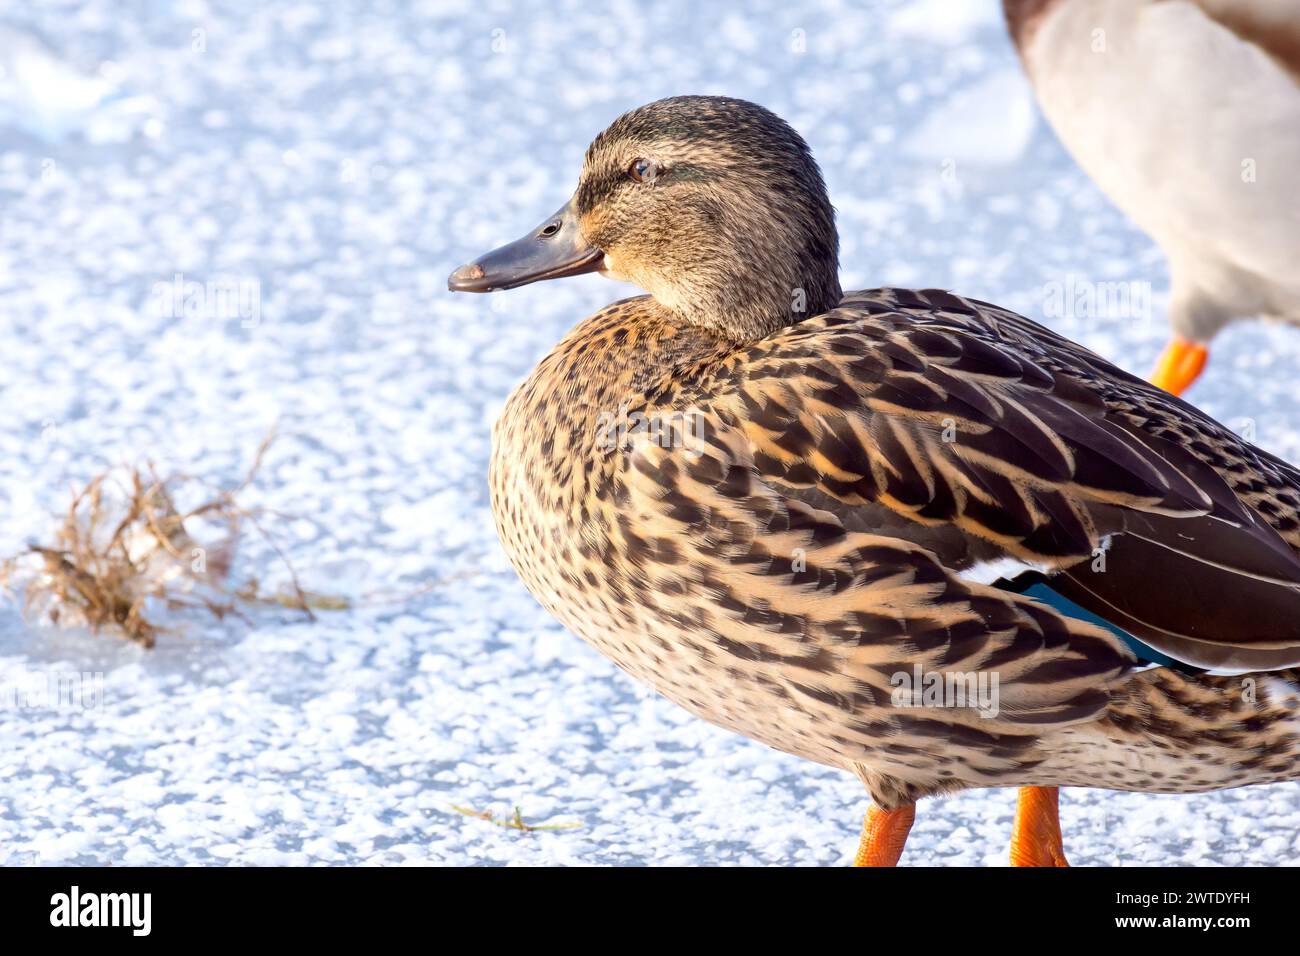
<box><xmin>2</xmin><ymin>0</ymin><xmax>1298</xmax><ymax>866</ymax></box>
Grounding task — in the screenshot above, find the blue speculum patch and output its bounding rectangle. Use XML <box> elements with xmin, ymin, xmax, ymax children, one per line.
<box><xmin>1017</xmin><ymin>581</ymin><xmax>1181</xmax><ymax>669</ymax></box>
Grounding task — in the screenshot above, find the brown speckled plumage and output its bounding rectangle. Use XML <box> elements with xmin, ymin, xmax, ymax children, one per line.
<box><xmin>490</xmin><ymin>288</ymin><xmax>1300</xmax><ymax>809</ymax></box>
<box><xmin>463</xmin><ymin>96</ymin><xmax>1300</xmax><ymax>844</ymax></box>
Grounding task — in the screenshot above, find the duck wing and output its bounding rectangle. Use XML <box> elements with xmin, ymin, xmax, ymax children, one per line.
<box><xmin>621</xmin><ymin>412</ymin><xmax>1134</xmax><ymax>736</ymax></box>
<box><xmin>690</xmin><ymin>287</ymin><xmax>1300</xmax><ymax>671</ymax></box>
<box><xmin>1188</xmin><ymin>0</ymin><xmax>1300</xmax><ymax>84</ymax></box>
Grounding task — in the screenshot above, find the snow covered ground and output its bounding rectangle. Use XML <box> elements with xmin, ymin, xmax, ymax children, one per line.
<box><xmin>1</xmin><ymin>0</ymin><xmax>1298</xmax><ymax>866</ymax></box>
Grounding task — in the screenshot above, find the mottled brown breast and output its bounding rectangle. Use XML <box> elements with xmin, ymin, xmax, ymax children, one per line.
<box><xmin>488</xmin><ymin>293</ymin><xmax>1136</xmax><ymax>794</ymax></box>
<box><xmin>489</xmin><ymin>296</ymin><xmax>740</xmax><ymax>697</ymax></box>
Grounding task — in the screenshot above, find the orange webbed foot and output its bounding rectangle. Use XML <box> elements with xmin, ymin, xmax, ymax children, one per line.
<box><xmin>853</xmin><ymin>803</ymin><xmax>916</xmax><ymax>867</ymax></box>
<box><xmin>1010</xmin><ymin>786</ymin><xmax>1070</xmax><ymax>867</ymax></box>
<box><xmin>1150</xmin><ymin>337</ymin><xmax>1208</xmax><ymax>396</ymax></box>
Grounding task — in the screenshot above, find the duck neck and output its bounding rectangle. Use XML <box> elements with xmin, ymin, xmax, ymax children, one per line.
<box><xmin>671</xmin><ymin>257</ymin><xmax>842</xmax><ymax>344</ymax></box>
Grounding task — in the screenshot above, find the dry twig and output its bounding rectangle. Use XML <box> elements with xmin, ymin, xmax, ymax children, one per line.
<box><xmin>450</xmin><ymin>804</ymin><xmax>582</xmax><ymax>833</ymax></box>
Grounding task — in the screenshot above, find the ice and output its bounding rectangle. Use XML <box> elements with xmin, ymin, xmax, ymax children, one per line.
<box><xmin>1</xmin><ymin>0</ymin><xmax>1297</xmax><ymax>867</ymax></box>
<box><xmin>0</xmin><ymin>25</ymin><xmax>162</xmax><ymax>144</ymax></box>
<box><xmin>903</xmin><ymin>67</ymin><xmax>1037</xmax><ymax>166</ymax></box>
<box><xmin>888</xmin><ymin>0</ymin><xmax>1005</xmax><ymax>46</ymax></box>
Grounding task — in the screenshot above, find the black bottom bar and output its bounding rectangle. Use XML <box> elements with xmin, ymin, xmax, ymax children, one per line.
<box><xmin>0</xmin><ymin>864</ymin><xmax>1280</xmax><ymax>941</ymax></box>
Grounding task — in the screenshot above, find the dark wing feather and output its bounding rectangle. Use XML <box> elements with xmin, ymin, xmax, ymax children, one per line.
<box><xmin>705</xmin><ymin>288</ymin><xmax>1300</xmax><ymax>671</ymax></box>
<box><xmin>621</xmin><ymin>424</ymin><xmax>1134</xmax><ymax>737</ymax></box>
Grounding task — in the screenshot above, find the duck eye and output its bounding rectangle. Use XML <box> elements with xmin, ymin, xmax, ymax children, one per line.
<box><xmin>628</xmin><ymin>158</ymin><xmax>661</xmax><ymax>183</ymax></box>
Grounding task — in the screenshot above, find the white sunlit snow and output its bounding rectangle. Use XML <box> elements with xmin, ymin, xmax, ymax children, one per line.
<box><xmin>1</xmin><ymin>0</ymin><xmax>1298</xmax><ymax>866</ymax></box>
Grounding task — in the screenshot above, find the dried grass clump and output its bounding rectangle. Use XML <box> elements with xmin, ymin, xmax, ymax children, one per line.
<box><xmin>450</xmin><ymin>804</ymin><xmax>581</xmax><ymax>833</ymax></box>
<box><xmin>0</xmin><ymin>431</ymin><xmax>345</xmax><ymax>647</ymax></box>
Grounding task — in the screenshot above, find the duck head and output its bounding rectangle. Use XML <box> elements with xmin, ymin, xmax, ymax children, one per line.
<box><xmin>449</xmin><ymin>95</ymin><xmax>842</xmax><ymax>343</ymax></box>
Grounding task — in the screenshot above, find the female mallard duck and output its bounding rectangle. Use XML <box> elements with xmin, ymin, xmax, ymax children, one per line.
<box><xmin>449</xmin><ymin>95</ymin><xmax>1300</xmax><ymax>866</ymax></box>
<box><xmin>1005</xmin><ymin>0</ymin><xmax>1300</xmax><ymax>395</ymax></box>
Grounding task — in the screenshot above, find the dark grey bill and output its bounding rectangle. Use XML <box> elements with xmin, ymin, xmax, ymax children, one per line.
<box><xmin>448</xmin><ymin>195</ymin><xmax>603</xmax><ymax>292</ymax></box>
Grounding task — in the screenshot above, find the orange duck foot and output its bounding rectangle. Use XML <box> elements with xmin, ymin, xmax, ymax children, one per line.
<box><xmin>1151</xmin><ymin>337</ymin><xmax>1208</xmax><ymax>396</ymax></box>
<box><xmin>1010</xmin><ymin>786</ymin><xmax>1070</xmax><ymax>867</ymax></box>
<box><xmin>853</xmin><ymin>803</ymin><xmax>916</xmax><ymax>867</ymax></box>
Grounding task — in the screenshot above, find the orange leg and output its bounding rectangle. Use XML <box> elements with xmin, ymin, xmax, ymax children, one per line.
<box><xmin>1150</xmin><ymin>337</ymin><xmax>1209</xmax><ymax>396</ymax></box>
<box><xmin>1010</xmin><ymin>786</ymin><xmax>1069</xmax><ymax>867</ymax></box>
<box><xmin>853</xmin><ymin>803</ymin><xmax>916</xmax><ymax>867</ymax></box>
